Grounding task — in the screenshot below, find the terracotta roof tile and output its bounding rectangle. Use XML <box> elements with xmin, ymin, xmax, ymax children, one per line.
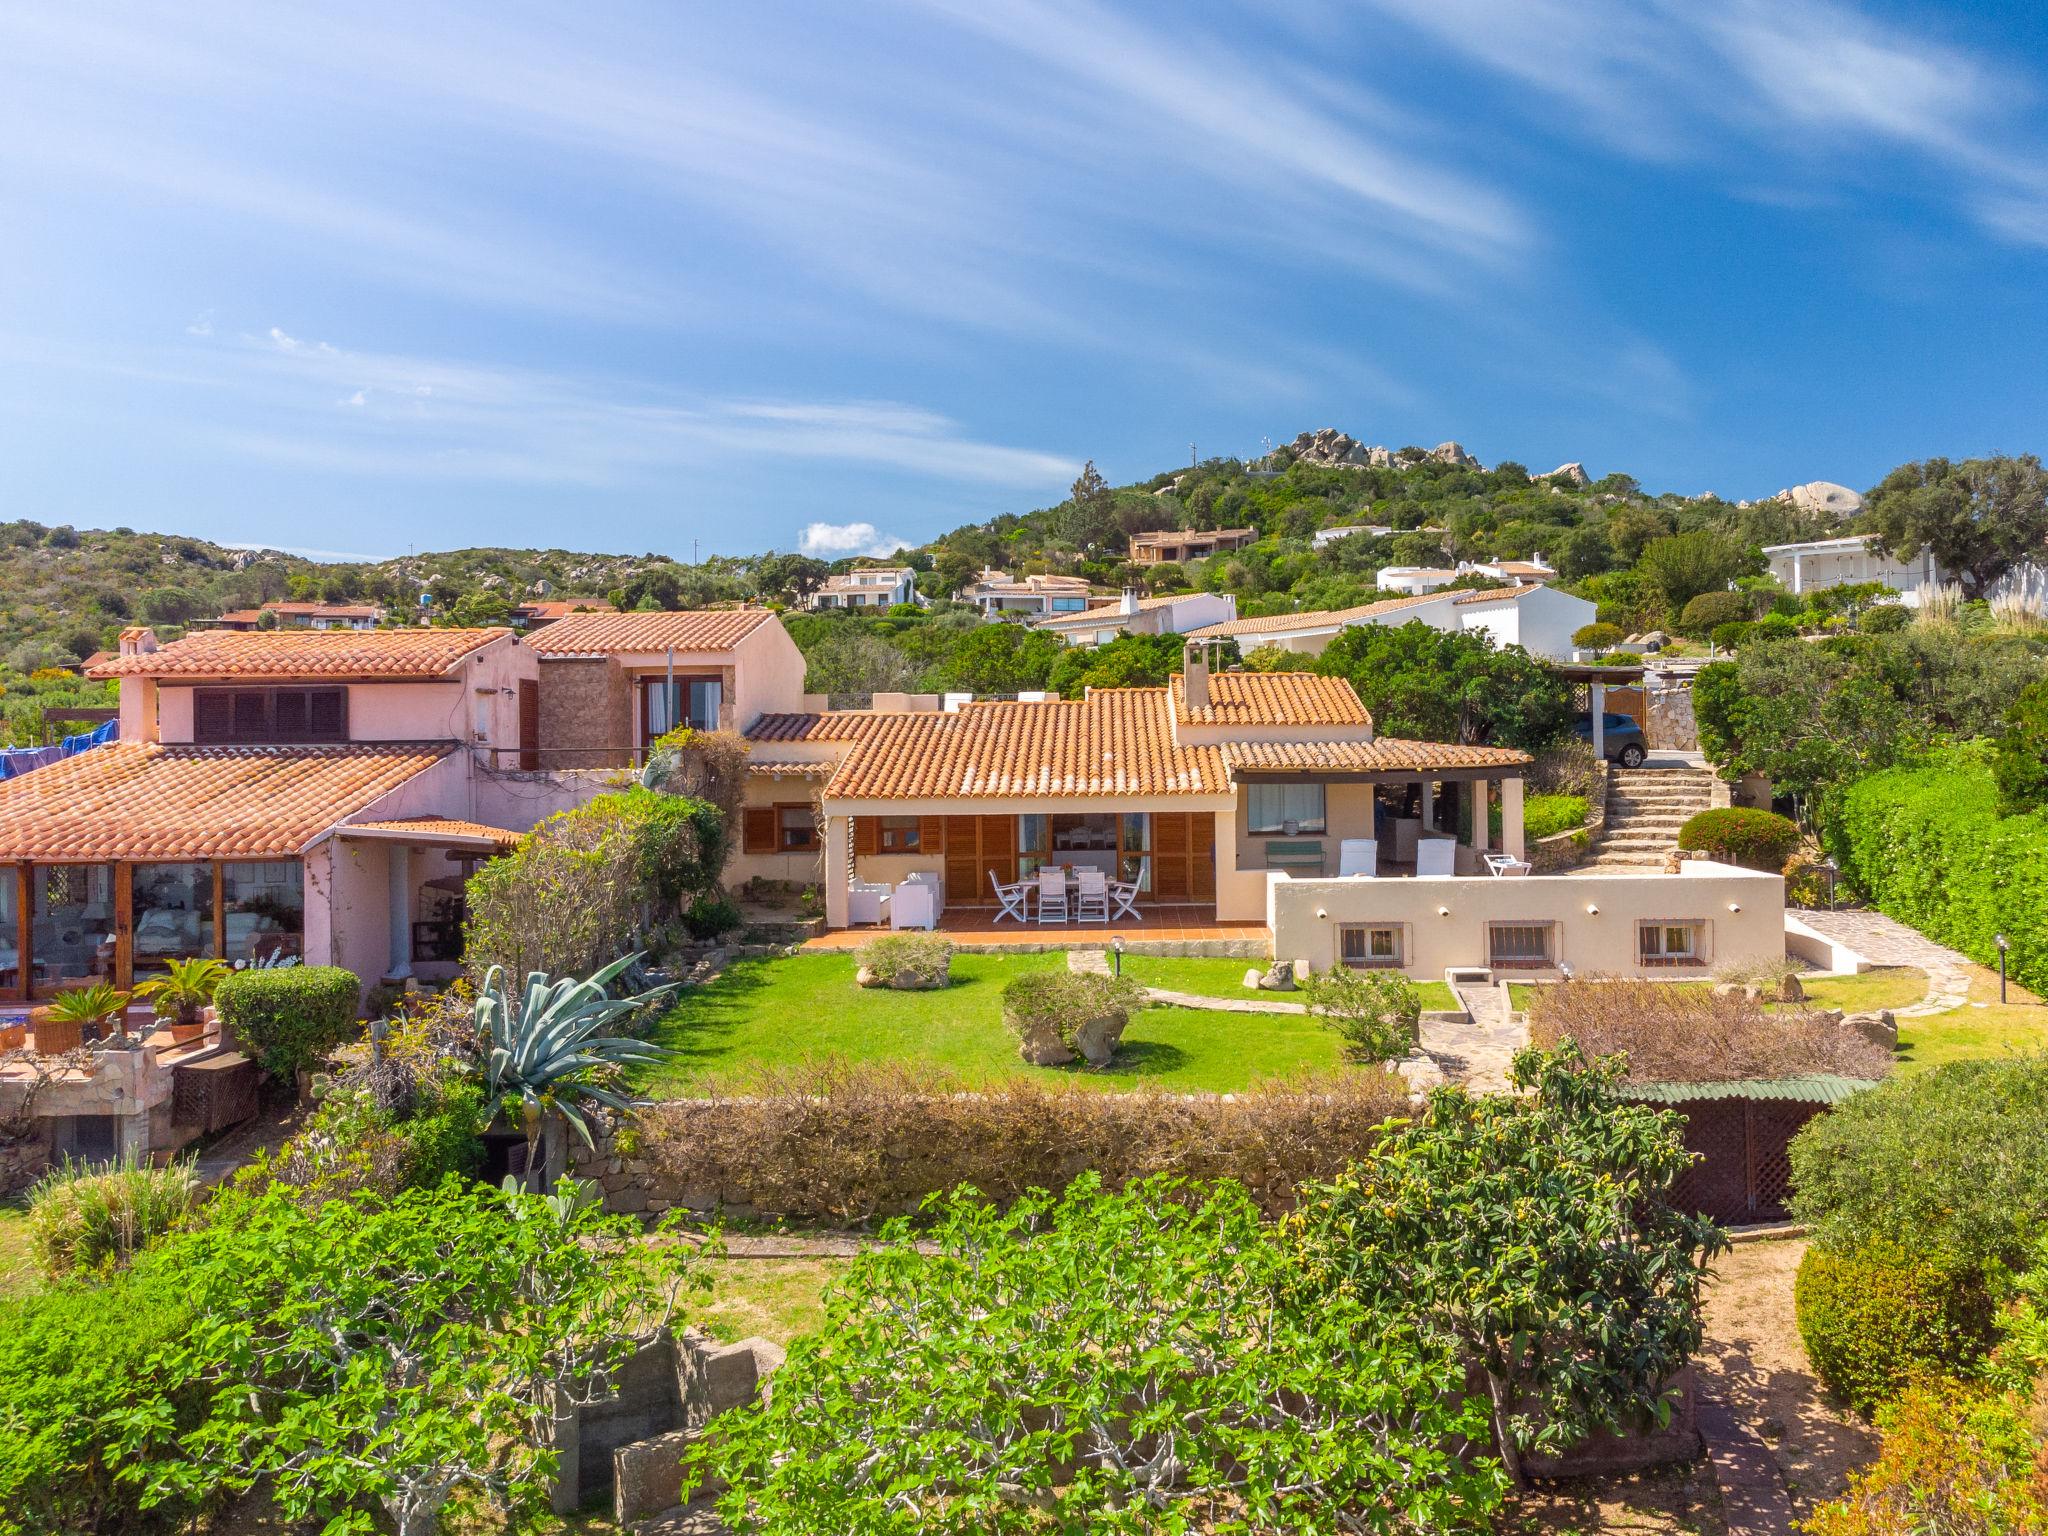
<box><xmin>344</xmin><ymin>816</ymin><xmax>523</xmax><ymax>848</ymax></box>
<box><xmin>526</xmin><ymin>609</ymin><xmax>777</xmax><ymax>656</ymax></box>
<box><xmin>1171</xmin><ymin>671</ymin><xmax>1373</xmax><ymax>727</ymax></box>
<box><xmin>1185</xmin><ymin>591</ymin><xmax>1453</xmax><ymax>640</ymax></box>
<box><xmin>0</xmin><ymin>743</ymin><xmax>453</xmax><ymax>860</ymax></box>
<box><xmin>1225</xmin><ymin>739</ymin><xmax>1532</xmax><ymax>773</ymax></box>
<box><xmin>90</xmin><ymin>629</ymin><xmax>508</xmax><ymax>680</ymax></box>
<box><xmin>820</xmin><ymin>691</ymin><xmax>1228</xmax><ymax>800</ymax></box>
<box><xmin>747</xmin><ymin>712</ymin><xmax>911</xmax><ymax>744</ymax></box>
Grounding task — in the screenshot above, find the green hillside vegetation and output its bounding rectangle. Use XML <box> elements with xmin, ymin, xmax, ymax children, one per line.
<box><xmin>2</xmin><ymin>444</ymin><xmax>2039</xmax><ymax>746</ymax></box>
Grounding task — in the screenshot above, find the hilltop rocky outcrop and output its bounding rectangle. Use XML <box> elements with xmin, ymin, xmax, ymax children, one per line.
<box><xmin>1269</xmin><ymin>430</ymin><xmax>1483</xmax><ymax>472</ymax></box>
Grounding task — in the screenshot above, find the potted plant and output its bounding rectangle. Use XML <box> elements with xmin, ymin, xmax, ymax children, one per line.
<box><xmin>34</xmin><ymin>983</ymin><xmax>133</xmax><ymax>1053</ymax></box>
<box><xmin>134</xmin><ymin>957</ymin><xmax>232</xmax><ymax>1044</ymax></box>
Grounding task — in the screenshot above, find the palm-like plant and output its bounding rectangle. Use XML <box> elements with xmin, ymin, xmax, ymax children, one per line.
<box><xmin>476</xmin><ymin>954</ymin><xmax>675</xmax><ymax>1188</ymax></box>
<box><xmin>45</xmin><ymin>983</ymin><xmax>133</xmax><ymax>1041</ymax></box>
<box><xmin>133</xmin><ymin>957</ymin><xmax>232</xmax><ymax>1029</ymax></box>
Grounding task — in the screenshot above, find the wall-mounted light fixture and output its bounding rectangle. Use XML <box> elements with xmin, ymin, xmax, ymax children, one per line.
<box><xmin>1436</xmin><ymin>905</ymin><xmax>1450</xmax><ymax>917</ymax></box>
<box><xmin>1314</xmin><ymin>908</ymin><xmax>1327</xmax><ymax>919</ymax></box>
<box><xmin>1585</xmin><ymin>903</ymin><xmax>1599</xmax><ymax>915</ymax></box>
<box><xmin>1727</xmin><ymin>902</ymin><xmax>1741</xmax><ymax>912</ymax></box>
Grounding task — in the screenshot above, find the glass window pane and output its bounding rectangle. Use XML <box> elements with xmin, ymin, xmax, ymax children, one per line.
<box><xmin>132</xmin><ymin>863</ymin><xmax>216</xmax><ymax>975</ymax></box>
<box><xmin>689</xmin><ymin>680</ymin><xmax>722</xmax><ymax>731</ymax></box>
<box><xmin>273</xmin><ymin>691</ymin><xmax>309</xmax><ymax>739</ymax></box>
<box><xmin>221</xmin><ymin>862</ymin><xmax>303</xmax><ymax>966</ymax></box>
<box><xmin>1249</xmin><ymin>783</ymin><xmax>1326</xmax><ymax>834</ymax></box>
<box><xmin>32</xmin><ymin>865</ymin><xmax>116</xmax><ymax>988</ymax></box>
<box><xmin>309</xmin><ymin>690</ymin><xmax>345</xmax><ymax>739</ymax></box>
<box><xmin>1120</xmin><ymin>813</ymin><xmax>1149</xmax><ymax>852</ymax></box>
<box><xmin>0</xmin><ymin>872</ymin><xmax>16</xmax><ymax>991</ymax></box>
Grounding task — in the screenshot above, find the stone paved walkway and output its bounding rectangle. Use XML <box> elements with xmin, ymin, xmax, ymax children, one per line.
<box><xmin>1793</xmin><ymin>909</ymin><xmax>1973</xmax><ymax>1014</ymax></box>
<box><xmin>1426</xmin><ymin>982</ymin><xmax>1527</xmax><ymax>1094</ymax></box>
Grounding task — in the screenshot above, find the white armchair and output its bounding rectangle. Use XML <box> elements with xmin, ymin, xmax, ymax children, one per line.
<box><xmin>847</xmin><ymin>880</ymin><xmax>891</xmax><ymax>926</ymax></box>
<box><xmin>890</xmin><ymin>881</ymin><xmax>937</xmax><ymax>930</ymax></box>
<box><xmin>1338</xmin><ymin>839</ymin><xmax>1378</xmax><ymax>877</ymax></box>
<box><xmin>1415</xmin><ymin>838</ymin><xmax>1457</xmax><ymax>878</ymax></box>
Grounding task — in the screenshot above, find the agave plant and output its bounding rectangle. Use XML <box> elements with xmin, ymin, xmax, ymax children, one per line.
<box><xmin>476</xmin><ymin>953</ymin><xmax>675</xmax><ymax>1188</ymax></box>
<box><xmin>133</xmin><ymin>957</ymin><xmax>232</xmax><ymax>1028</ymax></box>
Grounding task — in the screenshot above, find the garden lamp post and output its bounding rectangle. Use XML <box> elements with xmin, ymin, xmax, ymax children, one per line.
<box><xmin>1997</xmin><ymin>933</ymin><xmax>2009</xmax><ymax>1003</ymax></box>
<box><xmin>1820</xmin><ymin>855</ymin><xmax>1839</xmax><ymax>912</ymax></box>
<box><xmin>1112</xmin><ymin>936</ymin><xmax>1124</xmax><ymax>980</ymax></box>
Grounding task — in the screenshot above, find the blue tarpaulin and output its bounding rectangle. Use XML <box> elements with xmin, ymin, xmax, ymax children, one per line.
<box><xmin>0</xmin><ymin>718</ymin><xmax>117</xmax><ymax>779</ymax></box>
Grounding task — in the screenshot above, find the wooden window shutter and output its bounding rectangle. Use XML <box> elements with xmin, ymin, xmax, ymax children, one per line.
<box><xmin>854</xmin><ymin>816</ymin><xmax>879</xmax><ymax>856</ymax></box>
<box><xmin>918</xmin><ymin>816</ymin><xmax>944</xmax><ymax>853</ymax></box>
<box><xmin>743</xmin><ymin>807</ymin><xmax>775</xmax><ymax>853</ymax></box>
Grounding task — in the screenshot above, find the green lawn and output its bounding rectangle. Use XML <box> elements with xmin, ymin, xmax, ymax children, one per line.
<box><xmin>699</xmin><ymin>1257</ymin><xmax>838</xmax><ymax>1345</ymax></box>
<box><xmin>1897</xmin><ymin>967</ymin><xmax>2048</xmax><ymax>1075</ymax></box>
<box><xmin>1119</xmin><ymin>954</ymin><xmax>1455</xmax><ymax>1010</ymax></box>
<box><xmin>636</xmin><ymin>952</ymin><xmax>1362</xmax><ymax>1095</ymax></box>
<box><xmin>0</xmin><ymin>1202</ymin><xmax>33</xmax><ymax>1299</ymax></box>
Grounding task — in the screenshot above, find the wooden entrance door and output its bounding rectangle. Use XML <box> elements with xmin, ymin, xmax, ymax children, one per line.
<box><xmin>1148</xmin><ymin>813</ymin><xmax>1215</xmax><ymax>905</ymax></box>
<box><xmin>941</xmin><ymin>816</ymin><xmax>1017</xmax><ymax>904</ymax></box>
<box><xmin>517</xmin><ymin>680</ymin><xmax>540</xmax><ymax>770</ymax></box>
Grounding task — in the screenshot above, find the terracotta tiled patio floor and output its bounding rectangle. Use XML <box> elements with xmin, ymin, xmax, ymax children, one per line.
<box><xmin>804</xmin><ymin>905</ymin><xmax>1270</xmax><ymax>951</ymax></box>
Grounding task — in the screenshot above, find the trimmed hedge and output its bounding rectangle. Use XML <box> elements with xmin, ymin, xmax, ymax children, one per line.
<box><xmin>214</xmin><ymin>965</ymin><xmax>361</xmax><ymax>1083</ymax></box>
<box><xmin>1001</xmin><ymin>971</ymin><xmax>1144</xmax><ymax>1048</ymax></box>
<box><xmin>1831</xmin><ymin>746</ymin><xmax>2048</xmax><ymax>995</ymax></box>
<box><xmin>1795</xmin><ymin>1239</ymin><xmax>1994</xmax><ymax>1414</ymax></box>
<box><xmin>1523</xmin><ymin>793</ymin><xmax>1589</xmax><ymax>841</ymax></box>
<box><xmin>1679</xmin><ymin>590</ymin><xmax>1751</xmax><ymax>638</ymax></box>
<box><xmin>1678</xmin><ymin>806</ymin><xmax>1801</xmax><ymax>871</ymax></box>
<box><xmin>1572</xmin><ymin>622</ymin><xmax>1624</xmax><ymax>649</ymax></box>
<box><xmin>625</xmin><ymin>1062</ymin><xmax>1412</xmax><ymax>1224</ymax></box>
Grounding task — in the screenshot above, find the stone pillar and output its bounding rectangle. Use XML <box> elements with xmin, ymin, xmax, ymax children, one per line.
<box><xmin>386</xmin><ymin>844</ymin><xmax>414</xmax><ymax>980</ymax></box>
<box><xmin>1501</xmin><ymin>776</ymin><xmax>1525</xmax><ymax>861</ymax></box>
<box><xmin>1419</xmin><ymin>779</ymin><xmax>1435</xmax><ymax>831</ymax></box>
<box><xmin>823</xmin><ymin>815</ymin><xmax>850</xmax><ymax>929</ymax></box>
<box><xmin>1591</xmin><ymin>679</ymin><xmax>1606</xmax><ymax>761</ymax></box>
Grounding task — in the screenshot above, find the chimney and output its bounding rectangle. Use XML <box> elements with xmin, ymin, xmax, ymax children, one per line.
<box><xmin>1182</xmin><ymin>641</ymin><xmax>1209</xmax><ymax>712</ymax></box>
<box><xmin>1120</xmin><ymin>586</ymin><xmax>1139</xmax><ymax>617</ymax></box>
<box><xmin>118</xmin><ymin>626</ymin><xmax>159</xmax><ymax>658</ymax></box>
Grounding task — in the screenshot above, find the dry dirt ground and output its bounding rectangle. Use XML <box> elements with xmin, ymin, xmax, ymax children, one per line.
<box><xmin>1509</xmin><ymin>1234</ymin><xmax>1870</xmax><ymax>1535</ymax></box>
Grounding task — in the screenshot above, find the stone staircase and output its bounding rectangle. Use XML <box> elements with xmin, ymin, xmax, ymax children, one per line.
<box><xmin>1582</xmin><ymin>765</ymin><xmax>1718</xmax><ymax>871</ymax></box>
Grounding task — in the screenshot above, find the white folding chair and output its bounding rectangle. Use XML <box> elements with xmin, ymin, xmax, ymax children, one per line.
<box><xmin>1338</xmin><ymin>838</ymin><xmax>1378</xmax><ymax>877</ymax></box>
<box><xmin>1075</xmin><ymin>869</ymin><xmax>1109</xmax><ymax>923</ymax></box>
<box><xmin>989</xmin><ymin>870</ymin><xmax>1032</xmax><ymax>923</ymax></box>
<box><xmin>1035</xmin><ymin>868</ymin><xmax>1069</xmax><ymax>924</ymax></box>
<box><xmin>1108</xmin><ymin>880</ymin><xmax>1142</xmax><ymax>921</ymax></box>
<box><xmin>1415</xmin><ymin>838</ymin><xmax>1457</xmax><ymax>878</ymax></box>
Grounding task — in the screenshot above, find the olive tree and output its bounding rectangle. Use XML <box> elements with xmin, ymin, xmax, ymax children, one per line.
<box><xmin>1290</xmin><ymin>1043</ymin><xmax>1725</xmax><ymax>1484</ymax></box>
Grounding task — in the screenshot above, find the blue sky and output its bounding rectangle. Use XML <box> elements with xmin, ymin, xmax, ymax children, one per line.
<box><xmin>2</xmin><ymin>1</ymin><xmax>2046</xmax><ymax>562</ymax></box>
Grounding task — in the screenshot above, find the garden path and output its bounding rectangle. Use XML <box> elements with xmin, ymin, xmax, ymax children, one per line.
<box><xmin>1793</xmin><ymin>910</ymin><xmax>1972</xmax><ymax>1014</ymax></box>
<box><xmin>1429</xmin><ymin>982</ymin><xmax>1526</xmax><ymax>1093</ymax></box>
<box><xmin>1068</xmin><ymin>947</ymin><xmax>1315</xmax><ymax>1015</ymax></box>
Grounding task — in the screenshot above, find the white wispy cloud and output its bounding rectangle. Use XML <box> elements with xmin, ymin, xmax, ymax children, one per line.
<box><xmin>1349</xmin><ymin>0</ymin><xmax>2048</xmax><ymax>245</ymax></box>
<box><xmin>797</xmin><ymin>522</ymin><xmax>914</xmax><ymax>559</ymax></box>
<box><xmin>198</xmin><ymin>328</ymin><xmax>1081</xmax><ymax>490</ymax></box>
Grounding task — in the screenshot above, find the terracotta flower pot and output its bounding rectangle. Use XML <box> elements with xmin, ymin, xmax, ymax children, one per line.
<box><xmin>0</xmin><ymin>1020</ymin><xmax>24</xmax><ymax>1051</ymax></box>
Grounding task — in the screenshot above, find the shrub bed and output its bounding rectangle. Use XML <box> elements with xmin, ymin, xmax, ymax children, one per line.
<box><xmin>1000</xmin><ymin>970</ymin><xmax>1144</xmax><ymax>1066</ymax></box>
<box><xmin>619</xmin><ymin>1062</ymin><xmax>1412</xmax><ymax>1224</ymax></box>
<box><xmin>1795</xmin><ymin>1239</ymin><xmax>1995</xmax><ymax>1413</ymax></box>
<box><xmin>1678</xmin><ymin>806</ymin><xmax>1801</xmax><ymax>871</ymax></box>
<box><xmin>1523</xmin><ymin>793</ymin><xmax>1589</xmax><ymax>841</ymax></box>
<box><xmin>1298</xmin><ymin>967</ymin><xmax>1420</xmax><ymax>1063</ymax></box>
<box><xmin>1831</xmin><ymin>746</ymin><xmax>2048</xmax><ymax>995</ymax></box>
<box><xmin>214</xmin><ymin>965</ymin><xmax>361</xmax><ymax>1083</ymax></box>
<box><xmin>27</xmin><ymin>1155</ymin><xmax>199</xmax><ymax>1278</ymax></box>
<box><xmin>853</xmin><ymin>933</ymin><xmax>952</xmax><ymax>989</ymax></box>
<box><xmin>1528</xmin><ymin>979</ymin><xmax>1891</xmax><ymax>1085</ymax></box>
<box><xmin>1789</xmin><ymin>1056</ymin><xmax>2048</xmax><ymax>1280</ymax></box>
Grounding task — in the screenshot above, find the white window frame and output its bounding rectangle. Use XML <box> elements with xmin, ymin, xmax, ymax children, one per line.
<box><xmin>1338</xmin><ymin>923</ymin><xmax>1406</xmax><ymax>969</ymax></box>
<box><xmin>1247</xmin><ymin>783</ymin><xmax>1327</xmax><ymax>836</ymax></box>
<box><xmin>1638</xmin><ymin>920</ymin><xmax>1709</xmax><ymax>967</ymax></box>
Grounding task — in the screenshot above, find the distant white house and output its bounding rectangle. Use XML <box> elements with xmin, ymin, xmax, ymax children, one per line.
<box><xmin>1375</xmin><ymin>556</ymin><xmax>1553</xmax><ymax>595</ymax></box>
<box><xmin>1312</xmin><ymin>524</ymin><xmax>1394</xmax><ymax>549</ymax></box>
<box><xmin>807</xmin><ymin>566</ymin><xmax>922</xmax><ymax>611</ymax></box>
<box><xmin>962</xmin><ymin>568</ymin><xmax>1098</xmax><ymax>620</ymax></box>
<box><xmin>1186</xmin><ymin>583</ymin><xmax>1593</xmax><ymax>661</ymax></box>
<box><xmin>1029</xmin><ymin>589</ymin><xmax>1237</xmax><ymax>647</ymax></box>
<box><xmin>1760</xmin><ymin>536</ymin><xmax>1941</xmax><ymax>604</ymax></box>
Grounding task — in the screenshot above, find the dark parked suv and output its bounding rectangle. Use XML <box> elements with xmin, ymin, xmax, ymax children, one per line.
<box><xmin>1572</xmin><ymin>711</ymin><xmax>1647</xmax><ymax>768</ymax></box>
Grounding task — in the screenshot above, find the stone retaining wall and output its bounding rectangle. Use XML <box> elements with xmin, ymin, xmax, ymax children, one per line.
<box><xmin>1528</xmin><ymin>760</ymin><xmax>1608</xmax><ymax>874</ymax></box>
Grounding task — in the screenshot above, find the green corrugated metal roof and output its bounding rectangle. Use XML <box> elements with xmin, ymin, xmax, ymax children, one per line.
<box><xmin>1621</xmin><ymin>1074</ymin><xmax>1883</xmax><ymax>1106</ymax></box>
